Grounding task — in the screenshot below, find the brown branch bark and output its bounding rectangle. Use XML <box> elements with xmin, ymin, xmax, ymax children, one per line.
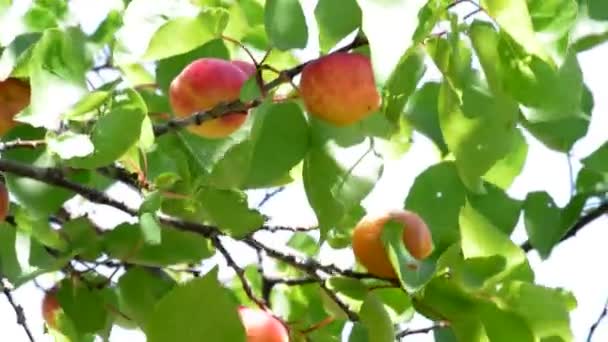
<box><xmin>1</xmin><ymin>279</ymin><xmax>35</xmax><ymax>342</ymax></box>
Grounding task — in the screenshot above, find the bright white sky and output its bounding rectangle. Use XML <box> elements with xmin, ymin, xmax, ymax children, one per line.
<box><xmin>0</xmin><ymin>1</ymin><xmax>607</xmax><ymax>341</ymax></box>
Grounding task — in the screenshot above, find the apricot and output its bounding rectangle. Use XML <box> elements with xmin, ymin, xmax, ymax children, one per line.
<box><xmin>0</xmin><ymin>181</ymin><xmax>8</xmax><ymax>222</ymax></box>
<box><xmin>238</xmin><ymin>306</ymin><xmax>289</xmax><ymax>342</ymax></box>
<box><xmin>352</xmin><ymin>209</ymin><xmax>433</xmax><ymax>279</ymax></box>
<box><xmin>299</xmin><ymin>52</ymin><xmax>380</xmax><ymax>126</ymax></box>
<box><xmin>0</xmin><ymin>78</ymin><xmax>31</xmax><ymax>136</ymax></box>
<box><xmin>42</xmin><ymin>288</ymin><xmax>60</xmax><ymax>329</ymax></box>
<box><xmin>231</xmin><ymin>60</ymin><xmax>257</xmax><ymax>77</ymax></box>
<box><xmin>169</xmin><ymin>58</ymin><xmax>250</xmax><ymax>139</ymax></box>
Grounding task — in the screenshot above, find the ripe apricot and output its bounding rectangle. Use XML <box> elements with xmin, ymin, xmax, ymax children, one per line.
<box><xmin>231</xmin><ymin>60</ymin><xmax>257</xmax><ymax>77</ymax></box>
<box><xmin>299</xmin><ymin>52</ymin><xmax>380</xmax><ymax>126</ymax></box>
<box><xmin>169</xmin><ymin>58</ymin><xmax>250</xmax><ymax>139</ymax></box>
<box><xmin>352</xmin><ymin>209</ymin><xmax>433</xmax><ymax>278</ymax></box>
<box><xmin>0</xmin><ymin>181</ymin><xmax>9</xmax><ymax>222</ymax></box>
<box><xmin>238</xmin><ymin>306</ymin><xmax>289</xmax><ymax>342</ymax></box>
<box><xmin>0</xmin><ymin>78</ymin><xmax>31</xmax><ymax>136</ymax></box>
<box><xmin>42</xmin><ymin>288</ymin><xmax>60</xmax><ymax>329</ymax></box>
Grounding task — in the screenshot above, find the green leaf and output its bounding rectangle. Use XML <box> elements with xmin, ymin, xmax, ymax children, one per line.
<box><xmin>66</xmin><ymin>89</ymin><xmax>146</xmax><ymax>169</ymax></box>
<box><xmin>404</xmin><ymin>162</ymin><xmax>466</xmax><ymax>253</ymax></box>
<box><xmin>103</xmin><ymin>223</ymin><xmax>214</xmax><ymax>266</ymax></box>
<box><xmin>496</xmin><ymin>281</ymin><xmax>576</xmax><ymax>341</ymax></box>
<box><xmin>588</xmin><ymin>0</ymin><xmax>608</xmax><ymax>20</ymax></box>
<box><xmin>303</xmin><ymin>138</ymin><xmax>383</xmax><ymax>237</ymax></box>
<box><xmin>46</xmin><ymin>131</ymin><xmax>94</xmax><ymax>159</ymax></box>
<box><xmin>459</xmin><ymin>201</ymin><xmax>531</xmax><ymax>286</ymax></box>
<box><xmin>239</xmin><ymin>76</ymin><xmax>262</xmax><ymax>103</ymax></box>
<box><xmin>480</xmin><ymin>0</ymin><xmax>549</xmax><ymax>62</ymax></box>
<box><xmin>62</xmin><ymin>90</ymin><xmax>112</xmax><ymax>121</ymax></box>
<box><xmin>16</xmin><ymin>28</ymin><xmax>89</xmax><ymax>130</ymax></box>
<box><xmin>146</xmin><ymin>269</ymin><xmax>246</xmax><ymax>342</ymax></box>
<box><xmin>382</xmin><ymin>45</ymin><xmax>426</xmax><ymax>125</ymax></box>
<box><xmin>373</xmin><ymin>287</ymin><xmax>414</xmax><ymax>323</ymax></box>
<box><xmin>356</xmin><ymin>0</ymin><xmax>428</xmax><ymax>84</ymax></box>
<box><xmin>466</xmin><ymin>183</ymin><xmax>523</xmax><ymax>236</ymax></box>
<box><xmin>144</xmin><ymin>8</ymin><xmax>229</xmax><ymax>60</ymax></box>
<box><xmin>14</xmin><ymin>207</ymin><xmax>67</xmax><ymax>251</ymax></box>
<box><xmin>0</xmin><ymin>32</ymin><xmax>40</xmax><ymax>80</ymax></box>
<box><xmin>523</xmin><ymin>192</ymin><xmax>587</xmax><ymax>259</ymax></box>
<box><xmin>576</xmin><ymin>167</ymin><xmax>608</xmax><ymax>194</ymax></box>
<box><xmin>60</xmin><ymin>217</ymin><xmax>101</xmax><ymax>261</ymax></box>
<box><xmin>404</xmin><ymin>82</ymin><xmax>448</xmax><ymax>156</ymax></box>
<box><xmin>139</xmin><ymin>213</ymin><xmax>162</xmax><ymax>245</ymax></box>
<box><xmin>264</xmin><ymin>0</ymin><xmax>308</xmax><ymax>50</ymax></box>
<box><xmin>197</xmin><ymin>187</ymin><xmax>264</xmax><ymax>238</ymax></box>
<box><xmin>0</xmin><ymin>223</ymin><xmax>23</xmax><ymax>283</ymax></box>
<box><xmin>477</xmin><ymin>301</ymin><xmax>535</xmax><ymax>342</ymax></box>
<box><xmin>56</xmin><ymin>281</ymin><xmax>108</xmax><ymax>335</ymax></box>
<box><xmin>359</xmin><ymin>292</ymin><xmax>394</xmax><ymax>342</ymax></box>
<box><xmin>117</xmin><ymin>266</ymin><xmax>176</xmax><ymax>329</ymax></box>
<box><xmin>581</xmin><ymin>141</ymin><xmax>608</xmax><ymax>173</ymax></box>
<box><xmin>314</xmin><ymin>0</ymin><xmax>362</xmax><ymax>53</ymax></box>
<box><xmin>482</xmin><ymin>128</ymin><xmax>528</xmax><ymax>189</ymax></box>
<box><xmin>244</xmin><ymin>101</ymin><xmax>310</xmax><ymax>188</ymax></box>
<box><xmin>439</xmin><ymin>75</ymin><xmax>519</xmax><ymax>191</ymax></box>
<box><xmin>90</xmin><ymin>9</ymin><xmax>123</xmax><ymax>45</ymax></box>
<box><xmin>382</xmin><ymin>220</ymin><xmax>435</xmax><ymax>291</ymax></box>
<box><xmin>287</xmin><ymin>233</ymin><xmax>320</xmax><ymax>257</ymax></box>
<box><xmin>2</xmin><ymin>126</ymin><xmax>79</xmax><ymax>215</ymax></box>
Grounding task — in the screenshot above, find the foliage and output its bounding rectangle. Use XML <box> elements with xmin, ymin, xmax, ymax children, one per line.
<box><xmin>0</xmin><ymin>0</ymin><xmax>606</xmax><ymax>341</ymax></box>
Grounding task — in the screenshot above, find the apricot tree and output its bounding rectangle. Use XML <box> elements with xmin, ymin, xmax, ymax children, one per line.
<box><xmin>0</xmin><ymin>0</ymin><xmax>606</xmax><ymax>341</ymax></box>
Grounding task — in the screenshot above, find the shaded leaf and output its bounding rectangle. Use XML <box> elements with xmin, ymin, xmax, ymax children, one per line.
<box><xmin>264</xmin><ymin>0</ymin><xmax>308</xmax><ymax>50</ymax></box>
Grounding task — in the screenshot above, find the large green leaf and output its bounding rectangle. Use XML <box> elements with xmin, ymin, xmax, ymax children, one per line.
<box><xmin>15</xmin><ymin>28</ymin><xmax>89</xmax><ymax>130</ymax></box>
<box><xmin>303</xmin><ymin>138</ymin><xmax>383</xmax><ymax>238</ymax></box>
<box><xmin>356</xmin><ymin>0</ymin><xmax>427</xmax><ymax>85</ymax></box>
<box><xmin>264</xmin><ymin>0</ymin><xmax>308</xmax><ymax>50</ymax></box>
<box><xmin>103</xmin><ymin>223</ymin><xmax>214</xmax><ymax>266</ymax></box>
<box><xmin>523</xmin><ymin>192</ymin><xmax>587</xmax><ymax>259</ymax></box>
<box><xmin>382</xmin><ymin>45</ymin><xmax>426</xmax><ymax>125</ymax></box>
<box><xmin>117</xmin><ymin>266</ymin><xmax>176</xmax><ymax>329</ymax></box>
<box><xmin>404</xmin><ymin>82</ymin><xmax>448</xmax><ymax>156</ymax></box>
<box><xmin>404</xmin><ymin>162</ymin><xmax>466</xmax><ymax>253</ymax></box>
<box><xmin>581</xmin><ymin>141</ymin><xmax>608</xmax><ymax>173</ymax></box>
<box><xmin>244</xmin><ymin>101</ymin><xmax>310</xmax><ymax>188</ymax></box>
<box><xmin>146</xmin><ymin>269</ymin><xmax>246</xmax><ymax>342</ymax></box>
<box><xmin>314</xmin><ymin>0</ymin><xmax>362</xmax><ymax>53</ymax></box>
<box><xmin>438</xmin><ymin>75</ymin><xmax>519</xmax><ymax>192</ymax></box>
<box><xmin>66</xmin><ymin>89</ymin><xmax>146</xmax><ymax>169</ymax></box>
<box><xmin>358</xmin><ymin>292</ymin><xmax>394</xmax><ymax>342</ymax></box>
<box><xmin>56</xmin><ymin>280</ymin><xmax>109</xmax><ymax>335</ymax></box>
<box><xmin>480</xmin><ymin>0</ymin><xmax>549</xmax><ymax>62</ymax></box>
<box><xmin>144</xmin><ymin>8</ymin><xmax>229</xmax><ymax>61</ymax></box>
<box><xmin>482</xmin><ymin>128</ymin><xmax>528</xmax><ymax>189</ymax></box>
<box><xmin>459</xmin><ymin>201</ymin><xmax>532</xmax><ymax>286</ymax></box>
<box><xmin>197</xmin><ymin>187</ymin><xmax>264</xmax><ymax>238</ymax></box>
<box><xmin>466</xmin><ymin>182</ymin><xmax>523</xmax><ymax>236</ymax></box>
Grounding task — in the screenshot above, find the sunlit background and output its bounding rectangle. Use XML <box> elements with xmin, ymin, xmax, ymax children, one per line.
<box><xmin>0</xmin><ymin>0</ymin><xmax>607</xmax><ymax>341</ymax></box>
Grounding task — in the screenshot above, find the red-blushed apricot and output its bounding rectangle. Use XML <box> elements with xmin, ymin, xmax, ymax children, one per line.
<box><xmin>42</xmin><ymin>288</ymin><xmax>60</xmax><ymax>329</ymax></box>
<box><xmin>231</xmin><ymin>60</ymin><xmax>257</xmax><ymax>77</ymax></box>
<box><xmin>299</xmin><ymin>52</ymin><xmax>381</xmax><ymax>126</ymax></box>
<box><xmin>351</xmin><ymin>209</ymin><xmax>433</xmax><ymax>279</ymax></box>
<box><xmin>0</xmin><ymin>181</ymin><xmax>8</xmax><ymax>222</ymax></box>
<box><xmin>169</xmin><ymin>58</ymin><xmax>250</xmax><ymax>139</ymax></box>
<box><xmin>238</xmin><ymin>306</ymin><xmax>290</xmax><ymax>342</ymax></box>
<box><xmin>0</xmin><ymin>78</ymin><xmax>31</xmax><ymax>136</ymax></box>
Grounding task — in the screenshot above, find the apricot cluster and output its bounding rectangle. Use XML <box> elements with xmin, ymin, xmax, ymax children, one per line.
<box><xmin>352</xmin><ymin>209</ymin><xmax>433</xmax><ymax>279</ymax></box>
<box><xmin>238</xmin><ymin>306</ymin><xmax>289</xmax><ymax>342</ymax></box>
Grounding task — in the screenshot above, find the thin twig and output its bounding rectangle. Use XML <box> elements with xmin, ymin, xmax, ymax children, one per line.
<box><xmin>0</xmin><ymin>139</ymin><xmax>46</xmax><ymax>152</ymax></box>
<box><xmin>212</xmin><ymin>235</ymin><xmax>267</xmax><ymax>310</ymax></box>
<box><xmin>396</xmin><ymin>321</ymin><xmax>448</xmax><ymax>339</ymax></box>
<box><xmin>522</xmin><ymin>201</ymin><xmax>608</xmax><ymax>252</ymax></box>
<box><xmin>257</xmin><ymin>187</ymin><xmax>285</xmax><ymax>209</ymax></box>
<box><xmin>588</xmin><ymin>297</ymin><xmax>608</xmax><ymax>342</ymax></box>
<box><xmin>1</xmin><ymin>279</ymin><xmax>35</xmax><ymax>342</ymax></box>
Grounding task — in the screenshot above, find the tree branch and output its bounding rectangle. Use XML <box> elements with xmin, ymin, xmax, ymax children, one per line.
<box><xmin>1</xmin><ymin>279</ymin><xmax>35</xmax><ymax>342</ymax></box>
<box><xmin>588</xmin><ymin>297</ymin><xmax>608</xmax><ymax>342</ymax></box>
<box><xmin>521</xmin><ymin>201</ymin><xmax>608</xmax><ymax>252</ymax></box>
<box><xmin>0</xmin><ymin>139</ymin><xmax>46</xmax><ymax>152</ymax></box>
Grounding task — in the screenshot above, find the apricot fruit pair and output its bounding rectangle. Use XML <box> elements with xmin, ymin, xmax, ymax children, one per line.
<box><xmin>42</xmin><ymin>288</ymin><xmax>60</xmax><ymax>329</ymax></box>
<box><xmin>352</xmin><ymin>209</ymin><xmax>433</xmax><ymax>279</ymax></box>
<box><xmin>238</xmin><ymin>306</ymin><xmax>289</xmax><ymax>342</ymax></box>
<box><xmin>300</xmin><ymin>52</ymin><xmax>381</xmax><ymax>126</ymax></box>
<box><xmin>0</xmin><ymin>77</ymin><xmax>30</xmax><ymax>136</ymax></box>
<box><xmin>169</xmin><ymin>58</ymin><xmax>257</xmax><ymax>139</ymax></box>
